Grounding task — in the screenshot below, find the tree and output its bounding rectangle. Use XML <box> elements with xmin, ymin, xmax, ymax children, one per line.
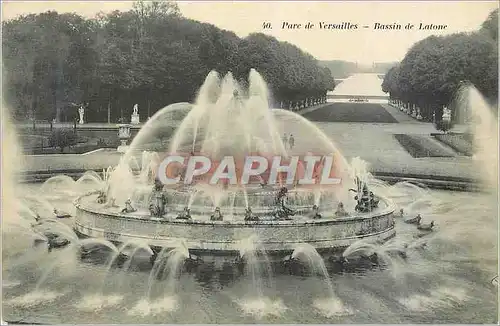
<box><xmin>2</xmin><ymin>16</ymin><xmax>38</xmax><ymax>119</ymax></box>
<box><xmin>3</xmin><ymin>5</ymin><xmax>336</xmax><ymax>122</ymax></box>
<box><xmin>2</xmin><ymin>11</ymin><xmax>98</xmax><ymax>121</ymax></box>
<box><xmin>384</xmin><ymin>32</ymin><xmax>497</xmax><ymax>121</ymax></box>
<box><xmin>480</xmin><ymin>9</ymin><xmax>498</xmax><ymax>42</ymax></box>
<box><xmin>132</xmin><ymin>0</ymin><xmax>180</xmax><ymax>21</ymax></box>
<box><xmin>381</xmin><ymin>8</ymin><xmax>498</xmax><ymax>123</ymax></box>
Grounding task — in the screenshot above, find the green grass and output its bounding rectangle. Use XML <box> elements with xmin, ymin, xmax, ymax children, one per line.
<box><xmin>303</xmin><ymin>103</ymin><xmax>398</xmax><ymax>123</ymax></box>
<box><xmin>393</xmin><ymin>134</ymin><xmax>456</xmax><ymax>158</ymax></box>
<box><xmin>27</xmin><ymin>143</ymin><xmax>116</xmax><ymax>155</ymax></box>
<box><xmin>433</xmin><ymin>133</ymin><xmax>474</xmax><ymax>156</ymax></box>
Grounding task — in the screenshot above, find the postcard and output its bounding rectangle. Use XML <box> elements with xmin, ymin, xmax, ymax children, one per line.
<box><xmin>1</xmin><ymin>1</ymin><xmax>498</xmax><ymax>324</ymax></box>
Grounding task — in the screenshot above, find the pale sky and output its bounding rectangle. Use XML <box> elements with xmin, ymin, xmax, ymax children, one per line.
<box><xmin>2</xmin><ymin>1</ymin><xmax>498</xmax><ymax>64</ymax></box>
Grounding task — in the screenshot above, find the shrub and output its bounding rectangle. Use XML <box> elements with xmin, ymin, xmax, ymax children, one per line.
<box><xmin>48</xmin><ymin>129</ymin><xmax>78</xmax><ymax>153</ymax></box>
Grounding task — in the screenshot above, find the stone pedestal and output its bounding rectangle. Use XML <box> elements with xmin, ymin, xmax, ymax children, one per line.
<box><xmin>131</xmin><ymin>113</ymin><xmax>140</xmax><ymax>125</ymax></box>
<box><xmin>117</xmin><ymin>124</ymin><xmax>131</xmax><ymax>153</ymax></box>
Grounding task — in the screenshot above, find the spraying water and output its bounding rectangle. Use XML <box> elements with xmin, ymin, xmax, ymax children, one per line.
<box><xmin>126</xmin><ymin>242</ymin><xmax>189</xmax><ymax>316</ymax></box>
<box><xmin>292</xmin><ymin>243</ymin><xmax>352</xmax><ymax>317</ymax></box>
<box><xmin>100</xmin><ymin>241</ymin><xmax>154</xmax><ymax>293</ymax></box>
<box><xmin>291</xmin><ymin>244</ymin><xmax>335</xmax><ymax>295</ymax></box>
<box><xmin>236</xmin><ymin>235</ymin><xmax>285</xmax><ymax>318</ymax></box>
<box><xmin>457</xmin><ymin>84</ymin><xmax>498</xmax><ymax>189</ymax></box>
<box><xmin>35</xmin><ymin>245</ymin><xmax>78</xmax><ymax>290</ymax></box>
<box><xmin>146</xmin><ymin>241</ymin><xmax>189</xmax><ymax>300</ymax></box>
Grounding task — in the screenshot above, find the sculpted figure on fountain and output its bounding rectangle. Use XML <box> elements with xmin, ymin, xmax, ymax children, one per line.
<box><xmin>121</xmin><ymin>199</ymin><xmax>137</xmax><ymax>213</ymax></box>
<box><xmin>404</xmin><ymin>213</ymin><xmax>422</xmax><ymax>225</ymax></box>
<box><xmin>369</xmin><ymin>191</ymin><xmax>380</xmax><ymax>208</ymax></box>
<box><xmin>354</xmin><ymin>184</ymin><xmax>372</xmax><ymax>213</ymax></box>
<box><xmin>351</xmin><ymin>177</ymin><xmax>379</xmax><ymax>213</ymax></box>
<box><xmin>149</xmin><ymin>178</ymin><xmax>167</xmax><ymax>217</ymax></box>
<box><xmin>176</xmin><ymin>207</ymin><xmax>192</xmax><ymax>220</ymax></box>
<box><xmin>96</xmin><ymin>190</ymin><xmax>107</xmax><ymax>204</ymax></box>
<box><xmin>210</xmin><ymin>207</ymin><xmax>224</xmax><ymax>221</ymax></box>
<box><xmin>244</xmin><ymin>207</ymin><xmax>259</xmax><ymax>221</ymax></box>
<box><xmin>311</xmin><ymin>204</ymin><xmax>322</xmax><ymax>219</ymax></box>
<box><xmin>335</xmin><ymin>202</ymin><xmax>349</xmax><ymax>217</ymax></box>
<box><xmin>273</xmin><ymin>187</ymin><xmax>295</xmax><ymax>220</ymax></box>
<box><xmin>96</xmin><ymin>183</ymin><xmax>111</xmax><ymax>204</ymax></box>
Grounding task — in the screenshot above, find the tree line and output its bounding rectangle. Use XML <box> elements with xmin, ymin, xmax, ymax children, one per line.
<box><xmin>382</xmin><ymin>9</ymin><xmax>498</xmax><ymax>123</ymax></box>
<box><xmin>2</xmin><ymin>0</ymin><xmax>335</xmax><ymax>123</ymax></box>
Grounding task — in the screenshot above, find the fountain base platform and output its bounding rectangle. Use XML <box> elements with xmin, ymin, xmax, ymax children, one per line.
<box><xmin>74</xmin><ymin>194</ymin><xmax>396</xmax><ymax>268</ymax></box>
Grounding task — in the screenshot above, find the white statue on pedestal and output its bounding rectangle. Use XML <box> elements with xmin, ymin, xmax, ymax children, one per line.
<box><xmin>437</xmin><ymin>106</ymin><xmax>453</xmax><ymax>133</ymax></box>
<box><xmin>416</xmin><ymin>108</ymin><xmax>423</xmax><ymax>120</ymax></box>
<box><xmin>442</xmin><ymin>106</ymin><xmax>452</xmax><ymax>122</ymax></box>
<box><xmin>131</xmin><ymin>104</ymin><xmax>140</xmax><ymax>124</ymax></box>
<box><xmin>78</xmin><ymin>105</ymin><xmax>85</xmax><ymax>124</ymax></box>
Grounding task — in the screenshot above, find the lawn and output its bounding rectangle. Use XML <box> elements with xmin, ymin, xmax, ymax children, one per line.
<box><xmin>303</xmin><ymin>103</ymin><xmax>398</xmax><ymax>123</ymax></box>
<box><xmin>393</xmin><ymin>134</ymin><xmax>457</xmax><ymax>158</ymax></box>
<box><xmin>20</xmin><ymin>132</ymin><xmax>119</xmax><ymax>155</ymax></box>
<box><xmin>433</xmin><ymin>133</ymin><xmax>474</xmax><ymax>156</ymax></box>
<box><xmin>18</xmin><ymin>125</ymin><xmax>130</xmax><ymax>154</ymax></box>
<box><xmin>27</xmin><ymin>142</ymin><xmax>118</xmax><ymax>155</ymax></box>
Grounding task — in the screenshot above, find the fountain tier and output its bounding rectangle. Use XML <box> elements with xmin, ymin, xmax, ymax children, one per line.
<box><xmin>74</xmin><ymin>192</ymin><xmax>395</xmax><ymax>266</ymax></box>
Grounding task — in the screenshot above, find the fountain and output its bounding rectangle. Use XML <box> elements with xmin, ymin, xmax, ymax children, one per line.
<box><xmin>2</xmin><ymin>72</ymin><xmax>498</xmax><ymax>323</ymax></box>
<box><xmin>73</xmin><ymin>70</ymin><xmax>396</xmax><ymax>268</ymax></box>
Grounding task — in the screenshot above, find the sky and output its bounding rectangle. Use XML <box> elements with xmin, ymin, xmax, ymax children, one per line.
<box><xmin>2</xmin><ymin>1</ymin><xmax>498</xmax><ymax>64</ymax></box>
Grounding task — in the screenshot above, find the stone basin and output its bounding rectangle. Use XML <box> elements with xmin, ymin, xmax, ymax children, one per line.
<box><xmin>73</xmin><ymin>193</ymin><xmax>396</xmax><ymax>266</ymax></box>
